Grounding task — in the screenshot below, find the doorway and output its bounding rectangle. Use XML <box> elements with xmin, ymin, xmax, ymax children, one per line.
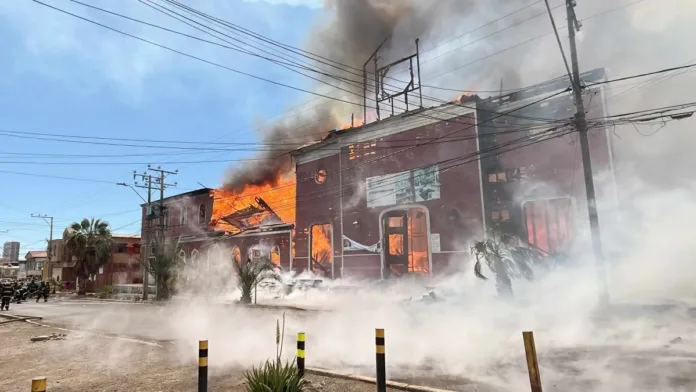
<box><xmin>309</xmin><ymin>223</ymin><xmax>333</xmax><ymax>278</ymax></box>
<box><xmin>381</xmin><ymin>207</ymin><xmax>431</xmax><ymax>279</ymax></box>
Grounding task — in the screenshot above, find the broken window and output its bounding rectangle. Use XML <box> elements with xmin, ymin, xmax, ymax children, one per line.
<box><xmin>488</xmin><ymin>168</ymin><xmax>527</xmax><ymax>183</ymax></box>
<box><xmin>523</xmin><ymin>197</ymin><xmax>572</xmax><ymax>253</ymax></box>
<box><xmin>491</xmin><ymin>209</ymin><xmax>511</xmax><ymax>222</ymax></box>
<box><xmin>271</xmin><ymin>245</ymin><xmax>280</xmax><ymax>265</ymax></box>
<box><xmin>198</xmin><ymin>203</ymin><xmax>207</xmax><ymax>225</ymax></box>
<box><xmin>310</xmin><ymin>223</ymin><xmax>333</xmax><ymax>278</ymax></box>
<box><xmin>388</xmin><ymin>217</ymin><xmax>403</xmax><ymax>228</ymax></box>
<box><xmin>347</xmin><ymin>142</ymin><xmax>378</xmax><ymax>161</ymax></box>
<box><xmin>232</xmin><ymin>246</ymin><xmax>241</xmax><ymax>264</ymax></box>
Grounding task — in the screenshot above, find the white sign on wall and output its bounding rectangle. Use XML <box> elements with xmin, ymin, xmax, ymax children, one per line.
<box><xmin>366</xmin><ymin>171</ymin><xmax>411</xmax><ymax>208</ymax></box>
<box><xmin>430</xmin><ymin>233</ymin><xmax>441</xmax><ymax>253</ymax></box>
<box><xmin>365</xmin><ymin>165</ymin><xmax>441</xmax><ymax>208</ymax></box>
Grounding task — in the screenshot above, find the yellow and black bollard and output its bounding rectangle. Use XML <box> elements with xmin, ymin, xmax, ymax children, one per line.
<box><xmin>198</xmin><ymin>340</ymin><xmax>208</xmax><ymax>392</ymax></box>
<box><xmin>522</xmin><ymin>331</ymin><xmax>542</xmax><ymax>392</ymax></box>
<box><xmin>297</xmin><ymin>332</ymin><xmax>306</xmax><ymax>377</ymax></box>
<box><xmin>375</xmin><ymin>328</ymin><xmax>386</xmax><ymax>392</ymax></box>
<box><xmin>31</xmin><ymin>377</ymin><xmax>46</xmax><ymax>392</ymax></box>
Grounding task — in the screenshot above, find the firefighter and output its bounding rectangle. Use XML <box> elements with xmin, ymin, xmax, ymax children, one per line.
<box><xmin>1</xmin><ymin>282</ymin><xmax>14</xmax><ymax>311</ymax></box>
<box><xmin>13</xmin><ymin>281</ymin><xmax>23</xmax><ymax>304</ymax></box>
<box><xmin>28</xmin><ymin>279</ymin><xmax>38</xmax><ymax>295</ymax></box>
<box><xmin>36</xmin><ymin>281</ymin><xmax>49</xmax><ymax>303</ymax></box>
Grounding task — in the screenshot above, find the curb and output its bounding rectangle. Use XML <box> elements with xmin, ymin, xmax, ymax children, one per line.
<box><xmin>306</xmin><ymin>367</ymin><xmax>456</xmax><ymax>392</ymax></box>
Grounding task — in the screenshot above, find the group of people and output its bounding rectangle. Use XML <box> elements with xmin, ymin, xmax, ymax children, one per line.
<box><xmin>0</xmin><ymin>279</ymin><xmax>50</xmax><ymax>311</ymax></box>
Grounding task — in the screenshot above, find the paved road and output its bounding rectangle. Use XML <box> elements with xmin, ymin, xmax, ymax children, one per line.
<box><xmin>4</xmin><ymin>298</ymin><xmax>315</xmax><ymax>342</ymax></box>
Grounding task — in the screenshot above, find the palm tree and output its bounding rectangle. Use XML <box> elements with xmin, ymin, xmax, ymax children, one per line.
<box><xmin>470</xmin><ymin>227</ymin><xmax>547</xmax><ymax>299</ymax></box>
<box><xmin>146</xmin><ymin>238</ymin><xmax>183</xmax><ymax>301</ymax></box>
<box><xmin>233</xmin><ymin>257</ymin><xmax>279</xmax><ymax>304</ymax></box>
<box><xmin>64</xmin><ymin>218</ymin><xmax>113</xmax><ymax>295</ymax></box>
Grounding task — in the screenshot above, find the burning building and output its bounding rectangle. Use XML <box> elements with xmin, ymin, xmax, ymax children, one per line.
<box><xmin>290</xmin><ymin>68</ymin><xmax>616</xmax><ymax>279</ymax></box>
<box><xmin>141</xmin><ymin>69</ymin><xmax>615</xmax><ymax>282</ymax></box>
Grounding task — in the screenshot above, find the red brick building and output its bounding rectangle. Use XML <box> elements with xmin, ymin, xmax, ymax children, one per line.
<box><xmin>90</xmin><ymin>234</ymin><xmax>142</xmax><ymax>291</ymax></box>
<box><xmin>144</xmin><ymin>69</ymin><xmax>616</xmax><ymax>282</ymax></box>
<box><xmin>49</xmin><ymin>233</ymin><xmax>142</xmax><ymax>291</ymax></box>
<box><xmin>290</xmin><ymin>68</ymin><xmax>616</xmax><ymax>279</ymax></box>
<box><xmin>139</xmin><ymin>189</ymin><xmax>293</xmax><ymax>279</ymax></box>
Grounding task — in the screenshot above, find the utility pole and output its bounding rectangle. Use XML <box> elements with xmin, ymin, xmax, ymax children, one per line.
<box><xmin>133</xmin><ymin>172</ymin><xmax>153</xmax><ymax>300</ymax></box>
<box><xmin>545</xmin><ymin>0</ymin><xmax>608</xmax><ymax>303</ymax></box>
<box><xmin>140</xmin><ymin>165</ymin><xmax>178</xmax><ymax>300</ymax></box>
<box><xmin>148</xmin><ymin>165</ymin><xmax>178</xmax><ymax>240</ymax></box>
<box><xmin>31</xmin><ymin>214</ymin><xmax>54</xmax><ymax>281</ymax></box>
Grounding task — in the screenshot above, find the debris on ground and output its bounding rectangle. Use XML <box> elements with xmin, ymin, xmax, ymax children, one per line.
<box><xmin>305</xmin><ymin>378</ymin><xmax>327</xmax><ymax>392</ymax></box>
<box><xmin>670</xmin><ymin>336</ymin><xmax>683</xmax><ymax>344</ymax></box>
<box><xmin>30</xmin><ymin>333</ymin><xmax>67</xmax><ymax>342</ymax></box>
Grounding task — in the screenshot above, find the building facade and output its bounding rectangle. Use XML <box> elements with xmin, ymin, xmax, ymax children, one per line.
<box><xmin>139</xmin><ymin>188</ymin><xmax>293</xmax><ymax>286</ymax></box>
<box><xmin>290</xmin><ymin>68</ymin><xmax>615</xmax><ymax>279</ymax></box>
<box><xmin>3</xmin><ymin>241</ymin><xmax>20</xmax><ymax>262</ymax></box>
<box><xmin>89</xmin><ymin>234</ymin><xmax>142</xmax><ymax>292</ymax></box>
<box><xmin>142</xmin><ymin>69</ymin><xmax>616</xmax><ymax>282</ymax></box>
<box><xmin>24</xmin><ymin>250</ymin><xmax>47</xmax><ymax>279</ymax></box>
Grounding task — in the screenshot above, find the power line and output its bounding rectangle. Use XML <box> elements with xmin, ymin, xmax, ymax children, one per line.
<box><xmin>59</xmin><ymin>0</ymin><xmax>564</xmax><ymax>127</ymax></box>
<box><xmin>31</xmin><ymin>0</ymin><xmax>365</xmax><ymax>108</ymax></box>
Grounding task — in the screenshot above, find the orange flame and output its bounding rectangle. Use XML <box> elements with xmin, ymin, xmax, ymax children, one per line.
<box><xmin>453</xmin><ymin>87</ymin><xmax>477</xmax><ymax>104</ymax></box>
<box><xmin>210</xmin><ymin>172</ymin><xmax>296</xmax><ymax>233</ymax></box>
<box><xmin>310</xmin><ymin>223</ymin><xmax>332</xmax><ymax>276</ymax></box>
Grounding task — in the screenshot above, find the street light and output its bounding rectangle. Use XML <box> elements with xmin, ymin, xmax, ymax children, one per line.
<box><xmin>116</xmin><ymin>182</ymin><xmax>147</xmax><ymax>203</ymax></box>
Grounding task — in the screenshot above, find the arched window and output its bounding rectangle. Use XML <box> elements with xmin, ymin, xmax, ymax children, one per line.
<box><xmin>163</xmin><ymin>207</ymin><xmax>170</xmax><ymax>228</ymax></box>
<box><xmin>232</xmin><ymin>246</ymin><xmax>241</xmax><ymax>264</ymax></box>
<box><xmin>271</xmin><ymin>245</ymin><xmax>280</xmax><ymax>265</ymax></box>
<box><xmin>180</xmin><ymin>206</ymin><xmax>187</xmax><ymax>226</ymax></box>
<box><xmin>199</xmin><ymin>203</ymin><xmax>207</xmax><ymax>225</ymax></box>
<box><xmin>178</xmin><ymin>249</ymin><xmax>187</xmax><ymax>262</ymax></box>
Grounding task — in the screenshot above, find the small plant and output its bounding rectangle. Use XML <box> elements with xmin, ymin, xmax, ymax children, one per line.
<box><xmin>244</xmin><ymin>359</ymin><xmax>307</xmax><ymax>392</ymax></box>
<box><xmin>97</xmin><ymin>285</ymin><xmax>113</xmax><ymax>299</ymax></box>
<box><xmin>243</xmin><ymin>312</ymin><xmax>305</xmax><ymax>392</ymax></box>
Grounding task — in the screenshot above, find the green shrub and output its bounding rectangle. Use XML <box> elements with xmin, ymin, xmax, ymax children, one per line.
<box><xmin>244</xmin><ymin>359</ymin><xmax>307</xmax><ymax>392</ymax></box>
<box><xmin>97</xmin><ymin>285</ymin><xmax>113</xmax><ymax>299</ymax></box>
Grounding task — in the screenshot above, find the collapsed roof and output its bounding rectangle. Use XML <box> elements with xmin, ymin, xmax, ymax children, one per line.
<box><xmin>220</xmin><ymin>197</ymin><xmax>284</xmax><ymax>233</ymax></box>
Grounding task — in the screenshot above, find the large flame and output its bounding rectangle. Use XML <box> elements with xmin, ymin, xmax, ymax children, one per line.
<box><xmin>211</xmin><ymin>172</ymin><xmax>296</xmax><ymax>233</ymax></box>
<box><xmin>311</xmin><ymin>223</ymin><xmax>332</xmax><ymax>277</ymax></box>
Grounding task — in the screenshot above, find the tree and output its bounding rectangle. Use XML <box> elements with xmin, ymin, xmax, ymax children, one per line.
<box><xmin>470</xmin><ymin>226</ymin><xmax>548</xmax><ymax>299</ymax></box>
<box><xmin>233</xmin><ymin>257</ymin><xmax>279</xmax><ymax>304</ymax></box>
<box><xmin>145</xmin><ymin>238</ymin><xmax>183</xmax><ymax>301</ymax></box>
<box><xmin>64</xmin><ymin>218</ymin><xmax>113</xmax><ymax>295</ymax></box>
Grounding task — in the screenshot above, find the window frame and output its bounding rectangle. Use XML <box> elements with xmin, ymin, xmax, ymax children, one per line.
<box><xmin>198</xmin><ymin>203</ymin><xmax>207</xmax><ymax>225</ymax></box>
<box><xmin>180</xmin><ymin>206</ymin><xmax>188</xmax><ymax>226</ymax></box>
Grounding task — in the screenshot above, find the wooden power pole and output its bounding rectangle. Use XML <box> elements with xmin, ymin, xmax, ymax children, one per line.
<box><xmin>544</xmin><ymin>0</ymin><xmax>609</xmax><ymax>303</ymax></box>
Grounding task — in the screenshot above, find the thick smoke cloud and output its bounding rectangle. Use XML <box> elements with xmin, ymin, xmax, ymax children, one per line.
<box><xmin>224</xmin><ymin>0</ymin><xmax>696</xmax><ymax>194</ymax></box>
<box><xmin>222</xmin><ymin>0</ymin><xmax>494</xmax><ymax>191</ymax></box>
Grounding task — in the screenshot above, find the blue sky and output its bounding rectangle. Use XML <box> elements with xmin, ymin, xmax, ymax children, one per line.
<box><xmin>0</xmin><ymin>0</ymin><xmax>323</xmax><ymax>256</ymax></box>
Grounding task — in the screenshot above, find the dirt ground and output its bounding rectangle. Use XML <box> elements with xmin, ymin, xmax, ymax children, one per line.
<box><xmin>0</xmin><ymin>322</ymin><xmax>401</xmax><ymax>392</ymax></box>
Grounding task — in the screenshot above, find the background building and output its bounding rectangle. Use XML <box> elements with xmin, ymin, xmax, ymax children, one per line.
<box><xmin>3</xmin><ymin>241</ymin><xmax>20</xmax><ymax>262</ymax></box>
<box><xmin>24</xmin><ymin>250</ymin><xmax>47</xmax><ymax>279</ymax></box>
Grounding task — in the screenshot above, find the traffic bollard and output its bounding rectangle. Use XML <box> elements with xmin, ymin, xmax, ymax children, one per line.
<box><xmin>198</xmin><ymin>340</ymin><xmax>208</xmax><ymax>392</ymax></box>
<box><xmin>297</xmin><ymin>332</ymin><xmax>306</xmax><ymax>377</ymax></box>
<box><xmin>31</xmin><ymin>377</ymin><xmax>46</xmax><ymax>392</ymax></box>
<box><xmin>375</xmin><ymin>328</ymin><xmax>386</xmax><ymax>392</ymax></box>
<box><xmin>522</xmin><ymin>331</ymin><xmax>542</xmax><ymax>392</ymax></box>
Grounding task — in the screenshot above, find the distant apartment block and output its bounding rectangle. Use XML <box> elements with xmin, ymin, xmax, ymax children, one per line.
<box><xmin>2</xmin><ymin>241</ymin><xmax>20</xmax><ymax>262</ymax></box>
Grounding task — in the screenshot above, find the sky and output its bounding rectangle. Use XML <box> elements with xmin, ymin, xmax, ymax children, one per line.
<box><xmin>0</xmin><ymin>0</ymin><xmax>322</xmax><ymax>256</ymax></box>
